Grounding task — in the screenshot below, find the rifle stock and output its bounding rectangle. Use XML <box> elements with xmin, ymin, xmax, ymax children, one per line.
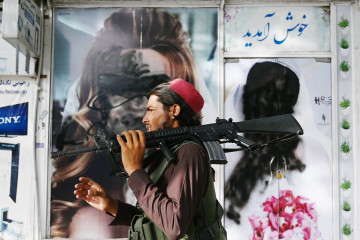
<box><xmin>51</xmin><ymin>114</ymin><xmax>303</xmax><ymax>164</ymax></box>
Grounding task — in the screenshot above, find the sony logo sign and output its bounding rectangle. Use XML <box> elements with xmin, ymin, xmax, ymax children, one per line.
<box><xmin>0</xmin><ymin>116</ymin><xmax>21</xmax><ymax>124</ymax></box>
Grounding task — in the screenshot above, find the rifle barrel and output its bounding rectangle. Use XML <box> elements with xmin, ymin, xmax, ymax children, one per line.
<box><xmin>234</xmin><ymin>114</ymin><xmax>303</xmax><ymax>134</ymax></box>
<box><xmin>50</xmin><ymin>114</ymin><xmax>303</xmax><ymax>159</ymax></box>
<box><xmin>51</xmin><ymin>144</ymin><xmax>109</xmax><ymax>158</ymax></box>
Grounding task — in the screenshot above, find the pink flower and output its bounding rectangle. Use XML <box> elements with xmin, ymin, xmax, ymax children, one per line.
<box><xmin>248</xmin><ymin>190</ymin><xmax>321</xmax><ymax>240</ymax></box>
<box><xmin>263</xmin><ymin>195</ymin><xmax>279</xmax><ymax>215</ymax></box>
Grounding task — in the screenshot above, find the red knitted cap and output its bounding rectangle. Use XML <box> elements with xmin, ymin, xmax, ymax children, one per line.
<box><xmin>168</xmin><ymin>78</ymin><xmax>204</xmax><ymax>113</ymax></box>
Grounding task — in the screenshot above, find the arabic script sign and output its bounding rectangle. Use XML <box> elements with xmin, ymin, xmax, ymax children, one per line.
<box><xmin>225</xmin><ymin>7</ymin><xmax>330</xmax><ymax>52</ymax></box>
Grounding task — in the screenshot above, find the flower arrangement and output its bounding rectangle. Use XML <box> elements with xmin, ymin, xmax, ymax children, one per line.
<box><xmin>248</xmin><ymin>190</ymin><xmax>321</xmax><ymax>240</ymax></box>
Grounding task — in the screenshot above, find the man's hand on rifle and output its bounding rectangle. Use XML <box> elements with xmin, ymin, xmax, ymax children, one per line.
<box><xmin>117</xmin><ymin>130</ymin><xmax>146</xmax><ymax>176</ymax></box>
<box><xmin>74</xmin><ymin>177</ymin><xmax>119</xmax><ymax>216</ymax></box>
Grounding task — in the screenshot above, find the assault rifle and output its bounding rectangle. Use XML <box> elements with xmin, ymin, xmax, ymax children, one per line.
<box><xmin>51</xmin><ymin>114</ymin><xmax>303</xmax><ymax>173</ymax></box>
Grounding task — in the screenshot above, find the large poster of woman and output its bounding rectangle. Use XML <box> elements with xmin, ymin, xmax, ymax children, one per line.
<box><xmin>224</xmin><ymin>58</ymin><xmax>332</xmax><ymax>239</ymax></box>
<box><xmin>51</xmin><ymin>7</ymin><xmax>218</xmax><ymax>238</ymax></box>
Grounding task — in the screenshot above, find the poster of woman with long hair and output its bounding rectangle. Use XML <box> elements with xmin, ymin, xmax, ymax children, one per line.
<box><xmin>224</xmin><ymin>58</ymin><xmax>332</xmax><ymax>240</ymax></box>
<box><xmin>51</xmin><ymin>7</ymin><xmax>218</xmax><ymax>238</ymax></box>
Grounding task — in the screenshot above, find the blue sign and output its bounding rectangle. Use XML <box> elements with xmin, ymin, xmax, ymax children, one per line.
<box><xmin>0</xmin><ymin>102</ymin><xmax>28</xmax><ymax>135</ymax></box>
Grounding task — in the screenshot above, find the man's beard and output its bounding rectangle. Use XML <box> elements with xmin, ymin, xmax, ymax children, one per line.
<box><xmin>161</xmin><ymin>115</ymin><xmax>172</xmax><ymax>130</ymax></box>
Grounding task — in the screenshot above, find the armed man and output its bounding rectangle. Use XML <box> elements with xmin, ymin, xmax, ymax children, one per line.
<box><xmin>74</xmin><ymin>78</ymin><xmax>227</xmax><ymax>240</ymax></box>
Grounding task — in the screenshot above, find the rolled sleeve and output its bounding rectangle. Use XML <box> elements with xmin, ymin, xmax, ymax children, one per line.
<box><xmin>108</xmin><ymin>200</ymin><xmax>141</xmax><ymax>226</ymax></box>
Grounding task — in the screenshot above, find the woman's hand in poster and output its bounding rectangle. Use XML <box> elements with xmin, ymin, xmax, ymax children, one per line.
<box><xmin>74</xmin><ymin>177</ymin><xmax>119</xmax><ymax>216</ymax></box>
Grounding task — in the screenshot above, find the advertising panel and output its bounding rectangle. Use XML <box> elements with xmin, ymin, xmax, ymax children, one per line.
<box><xmin>51</xmin><ymin>7</ymin><xmax>218</xmax><ymax>238</ymax></box>
<box><xmin>0</xmin><ymin>77</ymin><xmax>36</xmax><ymax>240</ymax></box>
<box><xmin>224</xmin><ymin>58</ymin><xmax>332</xmax><ymax>240</ymax></box>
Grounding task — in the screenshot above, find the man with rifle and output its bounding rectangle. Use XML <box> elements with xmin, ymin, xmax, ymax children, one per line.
<box><xmin>74</xmin><ymin>78</ymin><xmax>227</xmax><ymax>240</ymax></box>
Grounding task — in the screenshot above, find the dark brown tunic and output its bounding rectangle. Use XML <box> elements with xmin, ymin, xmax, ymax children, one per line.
<box><xmin>109</xmin><ymin>143</ymin><xmax>210</xmax><ymax>240</ymax></box>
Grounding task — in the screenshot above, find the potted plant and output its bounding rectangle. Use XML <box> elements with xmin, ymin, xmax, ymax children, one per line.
<box><xmin>342</xmin><ymin>201</ymin><xmax>351</xmax><ymax>220</ymax></box>
<box><xmin>338</xmin><ymin>17</ymin><xmax>349</xmax><ymax>29</ymax></box>
<box><xmin>340</xmin><ymin>97</ymin><xmax>350</xmax><ymax>109</ymax></box>
<box><xmin>341</xmin><ymin>119</ymin><xmax>351</xmax><ymax>137</ymax></box>
<box><xmin>341</xmin><ymin>141</ymin><xmax>351</xmax><ymax>160</ymax></box>
<box><xmin>339</xmin><ymin>97</ymin><xmax>351</xmax><ymax>115</ymax></box>
<box><xmin>338</xmin><ymin>17</ymin><xmax>350</xmax><ymax>36</ymax></box>
<box><xmin>339</xmin><ymin>60</ymin><xmax>351</xmax><ymax>78</ymax></box>
<box><xmin>340</xmin><ymin>61</ymin><xmax>350</xmax><ymax>73</ymax></box>
<box><xmin>342</xmin><ymin>223</ymin><xmax>352</xmax><ymax>239</ymax></box>
<box><xmin>341</xmin><ymin>119</ymin><xmax>350</xmax><ymax>129</ymax></box>
<box><xmin>341</xmin><ymin>141</ymin><xmax>351</xmax><ymax>154</ymax></box>
<box><xmin>341</xmin><ymin>179</ymin><xmax>351</xmax><ymax>190</ymax></box>
<box><xmin>343</xmin><ymin>201</ymin><xmax>351</xmax><ymax>211</ymax></box>
<box><xmin>340</xmin><ymin>38</ymin><xmax>349</xmax><ymax>49</ymax></box>
<box><xmin>339</xmin><ymin>38</ymin><xmax>350</xmax><ymax>56</ymax></box>
<box><xmin>341</xmin><ymin>179</ymin><xmax>352</xmax><ymax>198</ymax></box>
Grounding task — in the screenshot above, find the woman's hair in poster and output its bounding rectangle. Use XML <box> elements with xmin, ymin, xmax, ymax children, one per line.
<box><xmin>225</xmin><ymin>61</ymin><xmax>306</xmax><ymax>224</ymax></box>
